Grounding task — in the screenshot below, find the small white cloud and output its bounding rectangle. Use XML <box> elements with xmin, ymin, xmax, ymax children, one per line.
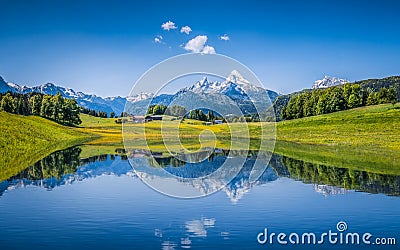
<box><xmin>154</xmin><ymin>35</ymin><xmax>163</xmax><ymax>43</ymax></box>
<box><xmin>184</xmin><ymin>35</ymin><xmax>208</xmax><ymax>53</ymax></box>
<box><xmin>202</xmin><ymin>45</ymin><xmax>216</xmax><ymax>54</ymax></box>
<box><xmin>161</xmin><ymin>21</ymin><xmax>177</xmax><ymax>31</ymax></box>
<box><xmin>180</xmin><ymin>25</ymin><xmax>192</xmax><ymax>35</ymax></box>
<box><xmin>220</xmin><ymin>34</ymin><xmax>230</xmax><ymax>41</ymax></box>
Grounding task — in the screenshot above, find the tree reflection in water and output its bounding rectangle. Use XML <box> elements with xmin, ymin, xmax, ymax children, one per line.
<box><xmin>1</xmin><ymin>147</ymin><xmax>399</xmax><ymax>199</ymax></box>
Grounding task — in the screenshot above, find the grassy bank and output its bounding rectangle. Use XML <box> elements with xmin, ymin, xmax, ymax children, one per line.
<box><xmin>0</xmin><ymin>112</ymin><xmax>96</xmax><ymax>180</ymax></box>
<box><xmin>1</xmin><ymin>103</ymin><xmax>399</xmax><ymax>180</ymax></box>
<box><xmin>276</xmin><ymin>103</ymin><xmax>400</xmax><ymax>150</ymax></box>
<box><xmin>78</xmin><ymin>104</ymin><xmax>400</xmax><ymax>153</ymax></box>
<box><xmin>273</xmin><ymin>104</ymin><xmax>400</xmax><ymax>174</ymax></box>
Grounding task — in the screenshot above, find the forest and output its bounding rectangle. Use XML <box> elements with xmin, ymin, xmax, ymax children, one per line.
<box><xmin>0</xmin><ymin>92</ymin><xmax>82</xmax><ymax>126</ymax></box>
<box><xmin>281</xmin><ymin>84</ymin><xmax>397</xmax><ymax>120</ymax></box>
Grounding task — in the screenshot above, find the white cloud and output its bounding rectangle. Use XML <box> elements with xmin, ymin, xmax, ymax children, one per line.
<box><xmin>154</xmin><ymin>35</ymin><xmax>163</xmax><ymax>43</ymax></box>
<box><xmin>184</xmin><ymin>35</ymin><xmax>216</xmax><ymax>54</ymax></box>
<box><xmin>161</xmin><ymin>21</ymin><xmax>177</xmax><ymax>31</ymax></box>
<box><xmin>219</xmin><ymin>34</ymin><xmax>230</xmax><ymax>41</ymax></box>
<box><xmin>202</xmin><ymin>45</ymin><xmax>216</xmax><ymax>54</ymax></box>
<box><xmin>184</xmin><ymin>35</ymin><xmax>208</xmax><ymax>53</ymax></box>
<box><xmin>180</xmin><ymin>25</ymin><xmax>192</xmax><ymax>35</ymax></box>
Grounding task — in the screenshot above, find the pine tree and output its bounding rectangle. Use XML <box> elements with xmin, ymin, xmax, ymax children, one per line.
<box><xmin>348</xmin><ymin>94</ymin><xmax>360</xmax><ymax>109</ymax></box>
<box><xmin>387</xmin><ymin>87</ymin><xmax>397</xmax><ymax>106</ymax></box>
<box><xmin>40</xmin><ymin>95</ymin><xmax>53</xmax><ymax>118</ymax></box>
<box><xmin>0</xmin><ymin>93</ymin><xmax>15</xmax><ymax>113</ymax></box>
<box><xmin>29</xmin><ymin>94</ymin><xmax>42</xmax><ymax>115</ymax></box>
<box><xmin>366</xmin><ymin>92</ymin><xmax>378</xmax><ymax>105</ymax></box>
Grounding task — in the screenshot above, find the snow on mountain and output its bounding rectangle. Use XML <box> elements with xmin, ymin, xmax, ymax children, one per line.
<box><xmin>125</xmin><ymin>70</ymin><xmax>280</xmax><ymax>115</ymax></box>
<box><xmin>179</xmin><ymin>70</ymin><xmax>277</xmax><ymax>102</ymax></box>
<box><xmin>226</xmin><ymin>69</ymin><xmax>250</xmax><ymax>85</ymax></box>
<box><xmin>312</xmin><ymin>76</ymin><xmax>349</xmax><ymax>89</ymax></box>
<box><xmin>126</xmin><ymin>92</ymin><xmax>154</xmax><ymax>102</ymax></box>
<box><xmin>181</xmin><ymin>71</ymin><xmax>261</xmax><ymax>96</ymax></box>
<box><xmin>0</xmin><ymin>71</ymin><xmax>280</xmax><ymax>116</ymax></box>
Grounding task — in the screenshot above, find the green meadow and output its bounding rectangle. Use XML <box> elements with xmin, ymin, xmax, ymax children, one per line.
<box><xmin>1</xmin><ymin>103</ymin><xmax>399</xmax><ymax>181</ymax></box>
<box><xmin>0</xmin><ymin>112</ymin><xmax>96</xmax><ymax>180</ymax></box>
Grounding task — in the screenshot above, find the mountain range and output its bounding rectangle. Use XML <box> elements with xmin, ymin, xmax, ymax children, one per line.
<box><xmin>1</xmin><ymin>73</ymin><xmax>355</xmax><ymax>116</ymax></box>
<box><xmin>126</xmin><ymin>70</ymin><xmax>280</xmax><ymax>116</ymax></box>
<box><xmin>0</xmin><ymin>71</ymin><xmax>280</xmax><ymax>116</ymax></box>
<box><xmin>0</xmin><ymin>76</ymin><xmax>127</xmax><ymax>114</ymax></box>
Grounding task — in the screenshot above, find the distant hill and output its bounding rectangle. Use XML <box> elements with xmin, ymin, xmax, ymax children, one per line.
<box><xmin>356</xmin><ymin>76</ymin><xmax>400</xmax><ymax>99</ymax></box>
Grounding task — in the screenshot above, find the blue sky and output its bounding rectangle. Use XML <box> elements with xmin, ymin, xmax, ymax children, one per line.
<box><xmin>1</xmin><ymin>0</ymin><xmax>400</xmax><ymax>96</ymax></box>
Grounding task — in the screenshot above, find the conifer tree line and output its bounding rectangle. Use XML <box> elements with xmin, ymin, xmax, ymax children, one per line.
<box><xmin>281</xmin><ymin>84</ymin><xmax>397</xmax><ymax>120</ymax></box>
<box><xmin>146</xmin><ymin>104</ymin><xmax>188</xmax><ymax>117</ymax></box>
<box><xmin>0</xmin><ymin>92</ymin><xmax>81</xmax><ymax>126</ymax></box>
<box><xmin>146</xmin><ymin>104</ymin><xmax>168</xmax><ymax>115</ymax></box>
<box><xmin>80</xmin><ymin>107</ymin><xmax>111</xmax><ymax>118</ymax></box>
<box><xmin>146</xmin><ymin>104</ymin><xmax>224</xmax><ymax>122</ymax></box>
<box><xmin>186</xmin><ymin>109</ymin><xmax>224</xmax><ymax>122</ymax></box>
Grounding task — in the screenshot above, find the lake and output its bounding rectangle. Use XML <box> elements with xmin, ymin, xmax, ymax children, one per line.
<box><xmin>0</xmin><ymin>146</ymin><xmax>399</xmax><ymax>249</ymax></box>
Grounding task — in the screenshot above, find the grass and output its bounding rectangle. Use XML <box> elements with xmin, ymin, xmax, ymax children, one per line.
<box><xmin>276</xmin><ymin>103</ymin><xmax>400</xmax><ymax>150</ymax></box>
<box><xmin>273</xmin><ymin>140</ymin><xmax>400</xmax><ymax>175</ymax></box>
<box><xmin>78</xmin><ymin>104</ymin><xmax>400</xmax><ymax>154</ymax></box>
<box><xmin>272</xmin><ymin>103</ymin><xmax>400</xmax><ymax>174</ymax></box>
<box><xmin>77</xmin><ymin>114</ymin><xmax>124</xmax><ymax>145</ymax></box>
<box><xmin>1</xmin><ymin>103</ymin><xmax>399</xmax><ymax>180</ymax></box>
<box><xmin>0</xmin><ymin>111</ymin><xmax>96</xmax><ymax>180</ymax></box>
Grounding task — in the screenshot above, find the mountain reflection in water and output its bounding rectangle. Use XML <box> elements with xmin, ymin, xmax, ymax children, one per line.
<box><xmin>1</xmin><ymin>146</ymin><xmax>399</xmax><ymax>201</ymax></box>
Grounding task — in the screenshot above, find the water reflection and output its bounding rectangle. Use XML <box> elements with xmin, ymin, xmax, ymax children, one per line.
<box><xmin>14</xmin><ymin>147</ymin><xmax>82</xmax><ymax>180</ymax></box>
<box><xmin>0</xmin><ymin>147</ymin><xmax>132</xmax><ymax>197</ymax></box>
<box><xmin>130</xmin><ymin>150</ymin><xmax>278</xmax><ymax>199</ymax></box>
<box><xmin>153</xmin><ymin>217</ymin><xmax>217</xmax><ymax>249</ymax></box>
<box><xmin>312</xmin><ymin>184</ymin><xmax>347</xmax><ymax>196</ymax></box>
<box><xmin>185</xmin><ymin>217</ymin><xmax>215</xmax><ymax>237</ymax></box>
<box><xmin>132</xmin><ymin>149</ymin><xmax>400</xmax><ymax>199</ymax></box>
<box><xmin>1</xmin><ymin>146</ymin><xmax>400</xmax><ymax>201</ymax></box>
<box><xmin>275</xmin><ymin>155</ymin><xmax>400</xmax><ymax>196</ymax></box>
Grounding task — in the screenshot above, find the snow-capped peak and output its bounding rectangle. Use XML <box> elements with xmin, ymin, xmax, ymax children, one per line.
<box><xmin>193</xmin><ymin>76</ymin><xmax>209</xmax><ymax>88</ymax></box>
<box><xmin>176</xmin><ymin>70</ymin><xmax>267</xmax><ymax>103</ymax></box>
<box><xmin>199</xmin><ymin>76</ymin><xmax>208</xmax><ymax>84</ymax></box>
<box><xmin>312</xmin><ymin>76</ymin><xmax>349</xmax><ymax>89</ymax></box>
<box><xmin>226</xmin><ymin>70</ymin><xmax>250</xmax><ymax>85</ymax></box>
